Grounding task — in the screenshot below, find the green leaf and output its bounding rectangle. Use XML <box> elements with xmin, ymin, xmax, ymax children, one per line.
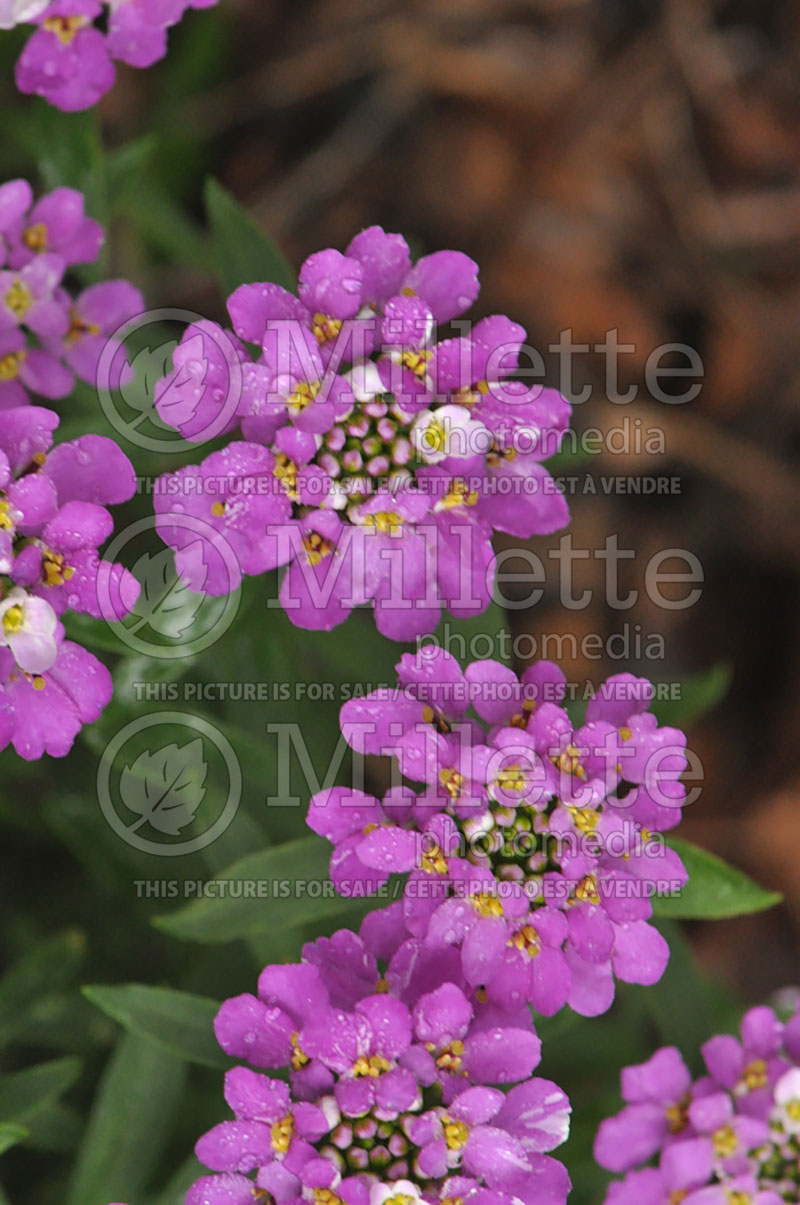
<box><xmin>82</xmin><ymin>984</ymin><xmax>228</xmax><ymax>1069</ymax></box>
<box><xmin>0</xmin><ymin>1057</ymin><xmax>81</xmax><ymax>1126</ymax></box>
<box><xmin>205</xmin><ymin>177</ymin><xmax>297</xmax><ymax>298</ymax></box>
<box><xmin>652</xmin><ymin>663</ymin><xmax>732</xmax><ymax>728</ymax></box>
<box><xmin>153</xmin><ymin>835</ymin><xmax>354</xmax><ymax>943</ymax></box>
<box><xmin>67</xmin><ymin>1033</ymin><xmax>186</xmax><ymax>1205</ymax></box>
<box><xmin>654</xmin><ymin>837</ymin><xmax>782</xmax><ymax>920</ymax></box>
<box><xmin>0</xmin><ymin>930</ymin><xmax>85</xmax><ymax>1045</ymax></box>
<box><xmin>0</xmin><ymin>1124</ymin><xmax>27</xmax><ymax>1155</ymax></box>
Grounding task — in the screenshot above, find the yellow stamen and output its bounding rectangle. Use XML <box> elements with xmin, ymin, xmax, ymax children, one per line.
<box><xmin>65</xmin><ymin>308</ymin><xmax>101</xmax><ymax>344</ymax></box>
<box><xmin>43</xmin><ymin>14</ymin><xmax>89</xmax><ymax>43</ymax></box>
<box><xmin>740</xmin><ymin>1059</ymin><xmax>767</xmax><ymax>1091</ymax></box>
<box><xmin>552</xmin><ymin>743</ymin><xmax>587</xmax><ymax>780</ymax></box>
<box><xmin>5</xmin><ymin>282</ymin><xmax>32</xmax><ymax>319</ymax></box>
<box><xmin>2</xmin><ymin>604</ymin><xmax>25</xmax><ymax>635</ymax></box>
<box><xmin>273</xmin><ymin>452</ymin><xmax>299</xmax><ymax>501</ymax></box>
<box><xmin>311</xmin><ymin>313</ymin><xmax>343</xmax><ymax>346</ymax></box>
<box><xmin>509</xmin><ymin>925</ymin><xmax>541</xmax><ymax>958</ymax></box>
<box><xmin>571</xmin><ymin>807</ymin><xmax>599</xmax><ymax>835</ymax></box>
<box><xmin>436</xmin><ymin>478</ymin><xmax>479</xmax><ymax>510</ymax></box>
<box><xmin>364</xmin><ymin>510</ymin><xmax>403</xmax><ymax>535</ymax></box>
<box><xmin>438</xmin><ymin>767</ymin><xmax>464</xmax><ymax>801</ymax></box>
<box><xmin>302</xmin><ymin>531</ymin><xmax>333</xmax><ymax>566</ymax></box>
<box><xmin>0</xmin><ymin>350</ymin><xmax>26</xmax><ymax>381</ymax></box>
<box><xmin>0</xmin><ymin>500</ymin><xmax>15</xmax><ymax>530</ymax></box>
<box><xmin>290</xmin><ymin>1032</ymin><xmax>309</xmax><ymax>1070</ymax></box>
<box><xmin>443</xmin><ymin>1118</ymin><xmax>470</xmax><ymax>1150</ymax></box>
<box><xmin>270</xmin><ymin>1113</ymin><xmax>294</xmax><ymax>1154</ymax></box>
<box><xmin>210</xmin><ymin>502</ymin><xmax>226</xmax><ymax>518</ymax></box>
<box><xmin>287</xmin><ymin>380</ymin><xmax>320</xmax><ymax>412</ymax></box>
<box><xmin>22</xmin><ymin>223</ymin><xmax>48</xmax><ymax>253</ymax></box>
<box><xmin>574</xmin><ymin>874</ymin><xmax>600</xmax><ymax>906</ymax></box>
<box><xmin>472</xmin><ymin>891</ymin><xmax>503</xmax><ymax>919</ymax></box>
<box><xmin>427</xmin><ymin>1038</ymin><xmax>464</xmax><ymax>1072</ymax></box>
<box><xmin>401</xmin><ymin>348</ymin><xmax>432</xmax><ymax>380</ymax></box>
<box><xmin>352</xmin><ymin>1053</ymin><xmax>391</xmax><ymax>1078</ymax></box>
<box><xmin>42</xmin><ymin>551</ymin><xmax>74</xmax><ymax>588</ymax></box>
<box><xmin>712</xmin><ymin>1124</ymin><xmax>738</xmax><ymax>1158</ymax></box>
<box><xmin>421</xmin><ymin>843</ymin><xmax>448</xmax><ymax>875</ymax></box>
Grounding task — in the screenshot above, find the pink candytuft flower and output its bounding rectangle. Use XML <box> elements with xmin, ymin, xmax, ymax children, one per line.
<box><xmin>154</xmin><ymin>227</ymin><xmax>572</xmax><ymax>641</ymax></box>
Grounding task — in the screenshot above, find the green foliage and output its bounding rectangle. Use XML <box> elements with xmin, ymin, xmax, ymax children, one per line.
<box><xmin>655</xmin><ymin>837</ymin><xmax>782</xmax><ymax>920</ymax></box>
<box><xmin>205</xmin><ymin>177</ymin><xmax>297</xmax><ymax>298</ymax></box>
<box><xmin>82</xmin><ymin>985</ymin><xmax>228</xmax><ymax>1069</ymax></box>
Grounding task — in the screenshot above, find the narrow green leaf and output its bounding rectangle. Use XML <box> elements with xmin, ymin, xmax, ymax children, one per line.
<box><xmin>654</xmin><ymin>837</ymin><xmax>782</xmax><ymax>920</ymax></box>
<box><xmin>652</xmin><ymin>663</ymin><xmax>732</xmax><ymax>728</ymax></box>
<box><xmin>67</xmin><ymin>1033</ymin><xmax>186</xmax><ymax>1205</ymax></box>
<box><xmin>82</xmin><ymin>984</ymin><xmax>228</xmax><ymax>1069</ymax></box>
<box><xmin>205</xmin><ymin>177</ymin><xmax>297</xmax><ymax>298</ymax></box>
<box><xmin>0</xmin><ymin>930</ymin><xmax>85</xmax><ymax>1045</ymax></box>
<box><xmin>153</xmin><ymin>836</ymin><xmax>355</xmax><ymax>942</ymax></box>
<box><xmin>0</xmin><ymin>1057</ymin><xmax>81</xmax><ymax>1126</ymax></box>
<box><xmin>0</xmin><ymin>1124</ymin><xmax>27</xmax><ymax>1155</ymax></box>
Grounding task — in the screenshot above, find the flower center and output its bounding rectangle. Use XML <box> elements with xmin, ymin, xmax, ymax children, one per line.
<box><xmin>438</xmin><ymin>767</ymin><xmax>465</xmax><ymax>801</ymax></box>
<box><xmin>574</xmin><ymin>874</ymin><xmax>600</xmax><ymax>906</ymax></box>
<box><xmin>42</xmin><ymin>550</ymin><xmax>74</xmax><ymax>587</ymax></box>
<box><xmin>712</xmin><ymin>1124</ymin><xmax>739</xmax><ymax>1159</ymax></box>
<box><xmin>270</xmin><ymin>1113</ymin><xmax>294</xmax><ymax>1154</ymax></box>
<box><xmin>22</xmin><ymin>223</ymin><xmax>48</xmax><ymax>253</ymax></box>
<box><xmin>400</xmin><ymin>348</ymin><xmax>432</xmax><ymax>380</ymax></box>
<box><xmin>552</xmin><ymin>743</ymin><xmax>587</xmax><ymax>780</ymax></box>
<box><xmin>665</xmin><ymin>1098</ymin><xmax>689</xmax><ymax>1135</ymax></box>
<box><xmin>2</xmin><ymin>604</ymin><xmax>25</xmax><ymax>635</ymax></box>
<box><xmin>288</xmin><ymin>379</ymin><xmax>321</xmax><ymax>412</ymax></box>
<box><xmin>509</xmin><ymin>924</ymin><xmax>541</xmax><ymax>958</ymax></box>
<box><xmin>0</xmin><ymin>500</ymin><xmax>15</xmax><ymax>531</ymax></box>
<box><xmin>42</xmin><ymin>14</ymin><xmax>89</xmax><ymax>43</ymax></box>
<box><xmin>66</xmin><ymin>309</ymin><xmax>101</xmax><ymax>344</ymax></box>
<box><xmin>420</xmin><ymin>843</ymin><xmax>448</xmax><ymax>875</ymax></box>
<box><xmin>312</xmin><ymin>313</ymin><xmax>343</xmax><ymax>346</ymax></box>
<box><xmin>5</xmin><ymin>282</ymin><xmax>32</xmax><ymax>320</ymax></box>
<box><xmin>364</xmin><ymin>510</ymin><xmax>403</xmax><ymax>535</ymax></box>
<box><xmin>352</xmin><ymin>1054</ymin><xmax>392</xmax><ymax>1078</ymax></box>
<box><xmin>302</xmin><ymin>532</ymin><xmax>333</xmax><ymax>565</ymax></box>
<box><xmin>0</xmin><ymin>350</ymin><xmax>25</xmax><ymax>381</ymax></box>
<box><xmin>427</xmin><ymin>1039</ymin><xmax>464</xmax><ymax>1072</ymax></box>
<box><xmin>442</xmin><ymin>1118</ymin><xmax>470</xmax><ymax>1150</ymax></box>
<box><xmin>571</xmin><ymin>807</ymin><xmax>599</xmax><ymax>835</ymax></box>
<box><xmin>471</xmin><ymin>891</ymin><xmax>503</xmax><ymax>919</ymax></box>
<box><xmin>436</xmin><ymin>478</ymin><xmax>479</xmax><ymax>510</ymax></box>
<box><xmin>273</xmin><ymin>453</ymin><xmax>298</xmax><ymax>500</ymax></box>
<box><xmin>290</xmin><ymin>1032</ymin><xmax>309</xmax><ymax>1070</ymax></box>
<box><xmin>740</xmin><ymin>1059</ymin><xmax>768</xmax><ymax>1091</ymax></box>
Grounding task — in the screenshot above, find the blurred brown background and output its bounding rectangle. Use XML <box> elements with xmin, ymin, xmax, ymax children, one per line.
<box><xmin>117</xmin><ymin>0</ymin><xmax>800</xmax><ymax>999</ymax></box>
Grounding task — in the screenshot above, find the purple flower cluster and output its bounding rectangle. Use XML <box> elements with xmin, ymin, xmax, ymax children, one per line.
<box><xmin>188</xmin><ymin>931</ymin><xmax>572</xmax><ymax>1205</ymax></box>
<box><xmin>0</xmin><ymin>178</ymin><xmax>143</xmax><ymax>408</ymax></box>
<box><xmin>595</xmin><ymin>1002</ymin><xmax>800</xmax><ymax>1204</ymax></box>
<box><xmin>7</xmin><ymin>0</ymin><xmax>218</xmax><ymax>111</ymax></box>
<box><xmin>153</xmin><ymin>227</ymin><xmax>571</xmax><ymax>640</ymax></box>
<box><xmin>0</xmin><ymin>404</ymin><xmax>138</xmax><ymax>758</ymax></box>
<box><xmin>308</xmin><ymin>649</ymin><xmax>690</xmax><ymax>1019</ymax></box>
